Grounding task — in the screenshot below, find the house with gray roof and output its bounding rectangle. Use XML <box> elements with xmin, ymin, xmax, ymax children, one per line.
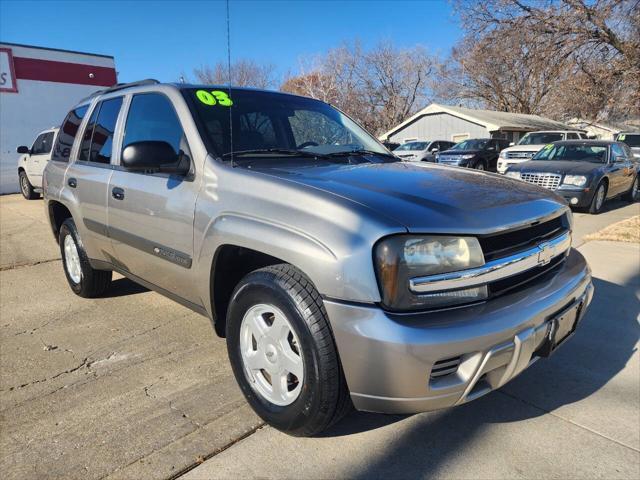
<box><xmin>379</xmin><ymin>103</ymin><xmax>576</xmax><ymax>145</ymax></box>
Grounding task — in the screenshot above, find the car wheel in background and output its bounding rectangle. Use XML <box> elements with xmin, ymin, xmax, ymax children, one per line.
<box><xmin>624</xmin><ymin>176</ymin><xmax>638</xmax><ymax>203</ymax></box>
<box><xmin>589</xmin><ymin>182</ymin><xmax>607</xmax><ymax>214</ymax></box>
<box><xmin>19</xmin><ymin>171</ymin><xmax>40</xmax><ymax>200</ymax></box>
<box><xmin>226</xmin><ymin>264</ymin><xmax>351</xmax><ymax>437</ymax></box>
<box><xmin>474</xmin><ymin>161</ymin><xmax>486</xmax><ymax>171</ymax></box>
<box><xmin>59</xmin><ymin>218</ymin><xmax>112</xmax><ymax>297</ymax></box>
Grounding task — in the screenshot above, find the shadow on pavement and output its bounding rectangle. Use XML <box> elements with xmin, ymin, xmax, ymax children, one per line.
<box><xmin>104</xmin><ymin>276</ymin><xmax>149</xmax><ymax>297</ymax></box>
<box><xmin>319</xmin><ymin>273</ymin><xmax>639</xmax><ymax>478</ymax></box>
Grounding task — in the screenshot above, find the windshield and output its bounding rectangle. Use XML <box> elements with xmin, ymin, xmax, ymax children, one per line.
<box><xmin>616</xmin><ymin>134</ymin><xmax>640</xmax><ymax>147</ymax></box>
<box><xmin>186</xmin><ymin>88</ymin><xmax>388</xmax><ymax>159</ymax></box>
<box><xmin>394</xmin><ymin>141</ymin><xmax>428</xmax><ymax>151</ymax></box>
<box><xmin>533</xmin><ymin>144</ymin><xmax>608</xmax><ymax>163</ymax></box>
<box><xmin>518</xmin><ymin>132</ymin><xmax>563</xmax><ymax>145</ymax></box>
<box><xmin>449</xmin><ymin>139</ymin><xmax>489</xmax><ymax>151</ymax></box>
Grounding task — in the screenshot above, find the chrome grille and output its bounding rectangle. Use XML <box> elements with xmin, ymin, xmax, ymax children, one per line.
<box><xmin>506</xmin><ymin>151</ymin><xmax>535</xmax><ymax>159</ymax></box>
<box><xmin>521</xmin><ymin>173</ymin><xmax>561</xmax><ymax>190</ymax></box>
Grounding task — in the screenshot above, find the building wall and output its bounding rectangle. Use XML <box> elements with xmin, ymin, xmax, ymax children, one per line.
<box><xmin>0</xmin><ymin>43</ymin><xmax>116</xmax><ymax>194</ymax></box>
<box><xmin>387</xmin><ymin>112</ymin><xmax>489</xmax><ymax>144</ymax></box>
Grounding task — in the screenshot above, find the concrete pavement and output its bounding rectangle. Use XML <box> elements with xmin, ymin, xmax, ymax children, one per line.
<box><xmin>185</xmin><ymin>240</ymin><xmax>640</xmax><ymax>479</ymax></box>
<box><xmin>1</xmin><ymin>193</ymin><xmax>638</xmax><ymax>479</ymax></box>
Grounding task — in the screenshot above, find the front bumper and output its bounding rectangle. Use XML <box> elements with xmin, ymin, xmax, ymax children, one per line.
<box><xmin>557</xmin><ymin>187</ymin><xmax>594</xmax><ymax>208</ymax></box>
<box><xmin>325</xmin><ymin>248</ymin><xmax>593</xmax><ymax>414</ymax></box>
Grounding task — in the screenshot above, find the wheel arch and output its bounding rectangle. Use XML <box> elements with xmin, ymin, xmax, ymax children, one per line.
<box><xmin>47</xmin><ymin>200</ymin><xmax>73</xmax><ymax>244</ymax></box>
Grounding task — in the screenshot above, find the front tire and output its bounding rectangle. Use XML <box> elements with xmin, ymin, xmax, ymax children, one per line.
<box><xmin>226</xmin><ymin>264</ymin><xmax>350</xmax><ymax>436</ymax></box>
<box><xmin>19</xmin><ymin>170</ymin><xmax>39</xmax><ymax>200</ymax></box>
<box><xmin>474</xmin><ymin>161</ymin><xmax>486</xmax><ymax>171</ymax></box>
<box><xmin>59</xmin><ymin>218</ymin><xmax>112</xmax><ymax>297</ymax></box>
<box><xmin>624</xmin><ymin>176</ymin><xmax>639</xmax><ymax>202</ymax></box>
<box><xmin>589</xmin><ymin>182</ymin><xmax>607</xmax><ymax>214</ymax></box>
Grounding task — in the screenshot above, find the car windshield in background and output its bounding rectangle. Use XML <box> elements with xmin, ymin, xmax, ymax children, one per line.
<box><xmin>394</xmin><ymin>141</ymin><xmax>428</xmax><ymax>151</ymax></box>
<box><xmin>617</xmin><ymin>134</ymin><xmax>640</xmax><ymax>147</ymax></box>
<box><xmin>449</xmin><ymin>139</ymin><xmax>489</xmax><ymax>151</ymax></box>
<box><xmin>533</xmin><ymin>144</ymin><xmax>608</xmax><ymax>163</ymax></box>
<box><xmin>518</xmin><ymin>133</ymin><xmax>563</xmax><ymax>145</ymax></box>
<box><xmin>187</xmin><ymin>88</ymin><xmax>389</xmax><ymax>160</ymax></box>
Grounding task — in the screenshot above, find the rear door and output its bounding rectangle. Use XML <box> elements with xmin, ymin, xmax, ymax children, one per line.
<box><xmin>608</xmin><ymin>143</ymin><xmax>631</xmax><ymax>196</ymax></box>
<box><xmin>107</xmin><ymin>92</ymin><xmax>199</xmax><ymax>302</ymax></box>
<box><xmin>65</xmin><ymin>96</ymin><xmax>124</xmax><ymax>262</ymax></box>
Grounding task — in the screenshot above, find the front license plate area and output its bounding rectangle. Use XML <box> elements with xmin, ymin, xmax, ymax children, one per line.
<box><xmin>538</xmin><ymin>301</ymin><xmax>583</xmax><ymax>357</ymax></box>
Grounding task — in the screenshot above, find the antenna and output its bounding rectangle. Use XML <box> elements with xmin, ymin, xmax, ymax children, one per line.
<box><xmin>226</xmin><ymin>0</ymin><xmax>234</xmax><ymax>167</ymax></box>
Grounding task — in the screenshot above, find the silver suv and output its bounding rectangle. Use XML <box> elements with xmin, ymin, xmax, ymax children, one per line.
<box><xmin>44</xmin><ymin>80</ymin><xmax>593</xmax><ymax>436</ymax></box>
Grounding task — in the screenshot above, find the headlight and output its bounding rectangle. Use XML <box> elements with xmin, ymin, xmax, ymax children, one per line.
<box><xmin>499</xmin><ymin>151</ymin><xmax>508</xmax><ymax>159</ymax></box>
<box><xmin>563</xmin><ymin>175</ymin><xmax>588</xmax><ymax>187</ymax></box>
<box><xmin>375</xmin><ymin>235</ymin><xmax>486</xmax><ymax>311</ymax></box>
<box><xmin>505</xmin><ymin>171</ymin><xmax>521</xmax><ymax>179</ymax></box>
<box><xmin>461</xmin><ymin>154</ymin><xmax>475</xmax><ymax>159</ymax></box>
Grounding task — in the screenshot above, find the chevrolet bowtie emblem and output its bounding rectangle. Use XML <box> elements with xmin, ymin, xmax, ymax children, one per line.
<box><xmin>537</xmin><ymin>242</ymin><xmax>554</xmax><ymax>266</ymax></box>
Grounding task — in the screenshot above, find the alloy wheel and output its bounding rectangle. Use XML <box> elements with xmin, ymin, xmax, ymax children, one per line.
<box><xmin>240</xmin><ymin>303</ymin><xmax>304</xmax><ymax>406</ymax></box>
<box><xmin>64</xmin><ymin>235</ymin><xmax>82</xmax><ymax>284</ymax></box>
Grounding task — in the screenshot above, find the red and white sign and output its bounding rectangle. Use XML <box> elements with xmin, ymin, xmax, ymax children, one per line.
<box><xmin>0</xmin><ymin>48</ymin><xmax>18</xmax><ymax>93</ymax></box>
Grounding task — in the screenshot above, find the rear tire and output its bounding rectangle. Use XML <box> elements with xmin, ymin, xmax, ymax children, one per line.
<box><xmin>624</xmin><ymin>176</ymin><xmax>638</xmax><ymax>202</ymax></box>
<box><xmin>59</xmin><ymin>218</ymin><xmax>112</xmax><ymax>297</ymax></box>
<box><xmin>589</xmin><ymin>182</ymin><xmax>607</xmax><ymax>214</ymax></box>
<box><xmin>226</xmin><ymin>264</ymin><xmax>351</xmax><ymax>436</ymax></box>
<box><xmin>19</xmin><ymin>171</ymin><xmax>40</xmax><ymax>200</ymax></box>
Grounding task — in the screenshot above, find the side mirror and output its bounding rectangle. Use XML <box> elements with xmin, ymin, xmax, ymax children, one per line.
<box><xmin>430</xmin><ymin>148</ymin><xmax>439</xmax><ymax>153</ymax></box>
<box><xmin>509</xmin><ymin>142</ymin><xmax>515</xmax><ymax>146</ymax></box>
<box><xmin>121</xmin><ymin>141</ymin><xmax>190</xmax><ymax>175</ymax></box>
<box><xmin>613</xmin><ymin>155</ymin><xmax>626</xmax><ymax>163</ymax></box>
<box><xmin>17</xmin><ymin>146</ymin><xmax>30</xmax><ymax>154</ymax></box>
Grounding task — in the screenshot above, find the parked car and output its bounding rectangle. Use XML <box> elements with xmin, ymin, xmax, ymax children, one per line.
<box><xmin>393</xmin><ymin>140</ymin><xmax>456</xmax><ymax>162</ymax></box>
<box><xmin>382</xmin><ymin>141</ymin><xmax>400</xmax><ymax>151</ymax></box>
<box><xmin>437</xmin><ymin>138</ymin><xmax>510</xmax><ymax>171</ymax></box>
<box><xmin>497</xmin><ymin>131</ymin><xmax>587</xmax><ymax>174</ymax></box>
<box><xmin>615</xmin><ymin>132</ymin><xmax>640</xmax><ymax>159</ymax></box>
<box><xmin>16</xmin><ymin>127</ymin><xmax>59</xmax><ymax>199</ymax></box>
<box><xmin>44</xmin><ymin>81</ymin><xmax>593</xmax><ymax>436</ymax></box>
<box><xmin>505</xmin><ymin>140</ymin><xmax>639</xmax><ymax>214</ymax></box>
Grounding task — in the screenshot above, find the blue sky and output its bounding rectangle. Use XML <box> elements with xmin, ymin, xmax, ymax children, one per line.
<box><xmin>0</xmin><ymin>0</ymin><xmax>462</xmax><ymax>84</ymax></box>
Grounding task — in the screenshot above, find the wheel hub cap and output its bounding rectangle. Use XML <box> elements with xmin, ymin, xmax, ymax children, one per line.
<box><xmin>240</xmin><ymin>304</ymin><xmax>304</xmax><ymax>406</ymax></box>
<box><xmin>64</xmin><ymin>235</ymin><xmax>82</xmax><ymax>284</ymax></box>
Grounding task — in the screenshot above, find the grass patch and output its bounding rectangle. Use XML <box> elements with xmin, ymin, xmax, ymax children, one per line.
<box><xmin>584</xmin><ymin>215</ymin><xmax>640</xmax><ymax>243</ymax></box>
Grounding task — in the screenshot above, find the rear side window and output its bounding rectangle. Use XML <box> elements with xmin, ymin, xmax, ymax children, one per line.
<box><xmin>123</xmin><ymin>93</ymin><xmax>184</xmax><ymax>155</ymax></box>
<box><xmin>79</xmin><ymin>97</ymin><xmax>123</xmax><ymax>164</ymax></box>
<box><xmin>51</xmin><ymin>105</ymin><xmax>89</xmax><ymax>162</ymax></box>
<box><xmin>31</xmin><ymin>132</ymin><xmax>55</xmax><ymax>155</ymax></box>
<box><xmin>566</xmin><ymin>133</ymin><xmax>579</xmax><ymax>140</ymax></box>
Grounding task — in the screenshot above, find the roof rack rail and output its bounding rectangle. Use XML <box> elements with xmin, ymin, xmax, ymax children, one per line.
<box><xmin>79</xmin><ymin>79</ymin><xmax>160</xmax><ymax>103</ymax></box>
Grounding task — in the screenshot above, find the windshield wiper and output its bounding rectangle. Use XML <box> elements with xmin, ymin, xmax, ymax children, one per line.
<box><xmin>325</xmin><ymin>149</ymin><xmax>397</xmax><ymax>160</ymax></box>
<box><xmin>222</xmin><ymin>148</ymin><xmax>325</xmax><ymax>159</ymax></box>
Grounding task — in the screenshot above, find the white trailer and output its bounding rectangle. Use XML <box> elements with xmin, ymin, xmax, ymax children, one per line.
<box><xmin>0</xmin><ymin>42</ymin><xmax>117</xmax><ymax>194</ymax></box>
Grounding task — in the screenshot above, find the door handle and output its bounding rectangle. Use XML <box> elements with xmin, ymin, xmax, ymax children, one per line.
<box><xmin>67</xmin><ymin>178</ymin><xmax>77</xmax><ymax>188</ymax></box>
<box><xmin>112</xmin><ymin>187</ymin><xmax>125</xmax><ymax>200</ymax></box>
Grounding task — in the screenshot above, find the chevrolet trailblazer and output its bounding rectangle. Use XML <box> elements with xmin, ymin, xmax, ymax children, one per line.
<box><xmin>43</xmin><ymin>80</ymin><xmax>593</xmax><ymax>436</ymax></box>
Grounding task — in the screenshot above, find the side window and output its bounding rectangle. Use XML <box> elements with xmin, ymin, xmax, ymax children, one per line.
<box><xmin>611</xmin><ymin>144</ymin><xmax>626</xmax><ymax>160</ymax></box>
<box><xmin>30</xmin><ymin>133</ymin><xmax>48</xmax><ymax>155</ymax></box>
<box><xmin>79</xmin><ymin>97</ymin><xmax>123</xmax><ymax>163</ymax></box>
<box><xmin>41</xmin><ymin>132</ymin><xmax>55</xmax><ymax>155</ymax></box>
<box><xmin>566</xmin><ymin>133</ymin><xmax>579</xmax><ymax>140</ymax></box>
<box><xmin>123</xmin><ymin>93</ymin><xmax>185</xmax><ymax>156</ymax></box>
<box><xmin>52</xmin><ymin>105</ymin><xmax>89</xmax><ymax>162</ymax></box>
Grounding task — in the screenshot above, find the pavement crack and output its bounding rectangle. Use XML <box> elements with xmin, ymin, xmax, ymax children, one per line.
<box><xmin>0</xmin><ymin>258</ymin><xmax>60</xmax><ymax>271</ymax></box>
<box><xmin>497</xmin><ymin>390</ymin><xmax>640</xmax><ymax>453</ymax></box>
<box><xmin>2</xmin><ymin>357</ymin><xmax>90</xmax><ymax>392</ymax></box>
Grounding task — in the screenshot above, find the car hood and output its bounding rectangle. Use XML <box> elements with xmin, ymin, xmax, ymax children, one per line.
<box><xmin>509</xmin><ymin>160</ymin><xmax>603</xmax><ymax>175</ymax></box>
<box><xmin>502</xmin><ymin>144</ymin><xmax>545</xmax><ymax>153</ymax></box>
<box><xmin>395</xmin><ymin>150</ymin><xmax>425</xmax><ymax>156</ymax></box>
<box><xmin>250</xmin><ymin>160</ymin><xmax>566</xmax><ymax>234</ymax></box>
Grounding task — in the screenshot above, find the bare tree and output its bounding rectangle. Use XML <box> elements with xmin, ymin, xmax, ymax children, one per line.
<box><xmin>194</xmin><ymin>59</ymin><xmax>277</xmax><ymax>89</ymax></box>
<box><xmin>446</xmin><ymin>0</ymin><xmax>640</xmax><ymax>121</ymax></box>
<box><xmin>281</xmin><ymin>41</ymin><xmax>436</xmax><ymax>135</ymax></box>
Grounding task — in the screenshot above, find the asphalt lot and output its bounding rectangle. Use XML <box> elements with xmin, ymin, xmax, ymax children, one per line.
<box><xmin>0</xmin><ymin>193</ymin><xmax>638</xmax><ymax>479</ymax></box>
